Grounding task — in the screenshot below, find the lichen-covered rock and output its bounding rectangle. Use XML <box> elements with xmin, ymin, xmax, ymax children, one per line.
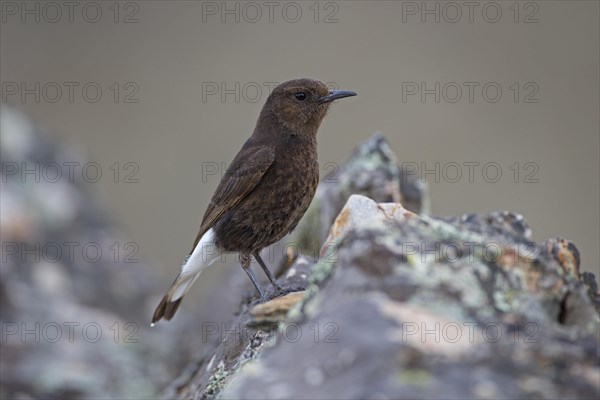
<box><xmin>220</xmin><ymin>195</ymin><xmax>599</xmax><ymax>399</ymax></box>
<box><xmin>294</xmin><ymin>134</ymin><xmax>429</xmax><ymax>251</ymax></box>
<box><xmin>160</xmin><ymin>257</ymin><xmax>315</xmax><ymax>400</ymax></box>
<box><xmin>169</xmin><ymin>148</ymin><xmax>598</xmax><ymax>399</ymax></box>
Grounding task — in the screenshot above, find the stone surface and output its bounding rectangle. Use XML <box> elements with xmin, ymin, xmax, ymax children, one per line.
<box><xmin>165</xmin><ymin>137</ymin><xmax>599</xmax><ymax>400</ymax></box>
<box><xmin>217</xmin><ymin>195</ymin><xmax>599</xmax><ymax>400</ymax></box>
<box><xmin>160</xmin><ymin>257</ymin><xmax>314</xmax><ymax>400</ymax></box>
<box><xmin>294</xmin><ymin>134</ymin><xmax>429</xmax><ymax>252</ymax></box>
<box><xmin>249</xmin><ymin>291</ymin><xmax>307</xmax><ymax>325</ymax></box>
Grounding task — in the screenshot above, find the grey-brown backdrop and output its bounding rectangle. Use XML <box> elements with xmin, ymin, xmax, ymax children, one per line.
<box><xmin>2</xmin><ymin>1</ymin><xmax>598</xmax><ymax>285</ymax></box>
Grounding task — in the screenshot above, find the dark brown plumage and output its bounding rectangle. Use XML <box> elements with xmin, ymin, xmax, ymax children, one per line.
<box><xmin>152</xmin><ymin>78</ymin><xmax>356</xmax><ymax>324</ymax></box>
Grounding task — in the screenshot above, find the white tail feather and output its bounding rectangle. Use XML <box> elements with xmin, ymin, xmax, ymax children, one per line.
<box><xmin>171</xmin><ymin>228</ymin><xmax>221</xmax><ymax>301</ymax></box>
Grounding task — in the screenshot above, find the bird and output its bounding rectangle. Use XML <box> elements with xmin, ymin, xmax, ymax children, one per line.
<box><xmin>151</xmin><ymin>78</ymin><xmax>356</xmax><ymax>325</ymax></box>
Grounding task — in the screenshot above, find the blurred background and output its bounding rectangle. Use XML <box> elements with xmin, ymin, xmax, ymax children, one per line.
<box><xmin>1</xmin><ymin>1</ymin><xmax>598</xmax><ymax>398</ymax></box>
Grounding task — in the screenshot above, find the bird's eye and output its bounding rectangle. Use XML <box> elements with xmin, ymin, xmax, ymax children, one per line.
<box><xmin>294</xmin><ymin>92</ymin><xmax>307</xmax><ymax>101</ymax></box>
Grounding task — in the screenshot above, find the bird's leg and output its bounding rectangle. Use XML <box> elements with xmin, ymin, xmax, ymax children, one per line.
<box><xmin>253</xmin><ymin>250</ymin><xmax>283</xmax><ymax>293</ymax></box>
<box><xmin>240</xmin><ymin>253</ymin><xmax>268</xmax><ymax>302</ymax></box>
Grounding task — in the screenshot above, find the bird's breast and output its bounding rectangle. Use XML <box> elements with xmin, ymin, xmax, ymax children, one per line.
<box><xmin>214</xmin><ymin>136</ymin><xmax>319</xmax><ymax>252</ymax></box>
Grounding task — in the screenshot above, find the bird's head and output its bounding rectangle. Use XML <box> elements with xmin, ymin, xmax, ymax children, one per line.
<box><xmin>259</xmin><ymin>78</ymin><xmax>356</xmax><ymax>134</ymax></box>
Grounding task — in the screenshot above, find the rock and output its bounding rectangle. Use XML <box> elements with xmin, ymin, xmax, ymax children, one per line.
<box><xmin>219</xmin><ymin>195</ymin><xmax>599</xmax><ymax>400</ymax></box>
<box><xmin>321</xmin><ymin>195</ymin><xmax>416</xmax><ymax>253</ymax></box>
<box><xmin>249</xmin><ymin>291</ymin><xmax>307</xmax><ymax>326</ymax></box>
<box><xmin>169</xmin><ymin>140</ymin><xmax>598</xmax><ymax>400</ymax></box>
<box><xmin>160</xmin><ymin>257</ymin><xmax>315</xmax><ymax>400</ymax></box>
<box><xmin>542</xmin><ymin>237</ymin><xmax>581</xmax><ymax>279</ymax></box>
<box><xmin>294</xmin><ymin>134</ymin><xmax>429</xmax><ymax>252</ymax></box>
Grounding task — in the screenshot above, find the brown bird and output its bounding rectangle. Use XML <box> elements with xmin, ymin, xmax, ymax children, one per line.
<box><xmin>151</xmin><ymin>78</ymin><xmax>356</xmax><ymax>324</ymax></box>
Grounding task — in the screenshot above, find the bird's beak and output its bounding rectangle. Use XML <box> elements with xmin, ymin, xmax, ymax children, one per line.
<box><xmin>319</xmin><ymin>90</ymin><xmax>357</xmax><ymax>103</ymax></box>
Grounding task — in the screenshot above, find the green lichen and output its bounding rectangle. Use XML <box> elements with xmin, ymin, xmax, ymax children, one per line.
<box><xmin>283</xmin><ymin>245</ymin><xmax>341</xmax><ymax>326</ymax></box>
<box><xmin>307</xmin><ymin>246</ymin><xmax>339</xmax><ymax>285</ymax></box>
<box><xmin>396</xmin><ymin>368</ymin><xmax>432</xmax><ymax>388</ymax></box>
<box><xmin>492</xmin><ymin>274</ymin><xmax>520</xmax><ymax>313</ymax></box>
<box><xmin>203</xmin><ymin>362</ymin><xmax>228</xmax><ymax>399</ymax></box>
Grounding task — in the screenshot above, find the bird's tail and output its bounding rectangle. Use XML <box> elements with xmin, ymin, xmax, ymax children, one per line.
<box><xmin>151</xmin><ymin>271</ymin><xmax>200</xmax><ymax>324</ymax></box>
<box><xmin>151</xmin><ymin>228</ymin><xmax>219</xmax><ymax>325</ymax></box>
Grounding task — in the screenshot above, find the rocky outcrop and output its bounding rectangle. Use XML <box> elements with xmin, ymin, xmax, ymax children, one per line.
<box><xmin>164</xmin><ymin>135</ymin><xmax>600</xmax><ymax>400</ymax></box>
<box><xmin>294</xmin><ymin>133</ymin><xmax>428</xmax><ymax>253</ymax></box>
<box><xmin>2</xmin><ymin>107</ymin><xmax>597</xmax><ymax>399</ymax></box>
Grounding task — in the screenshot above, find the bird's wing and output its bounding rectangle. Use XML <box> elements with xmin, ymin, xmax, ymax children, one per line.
<box><xmin>190</xmin><ymin>145</ymin><xmax>275</xmax><ymax>252</ymax></box>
